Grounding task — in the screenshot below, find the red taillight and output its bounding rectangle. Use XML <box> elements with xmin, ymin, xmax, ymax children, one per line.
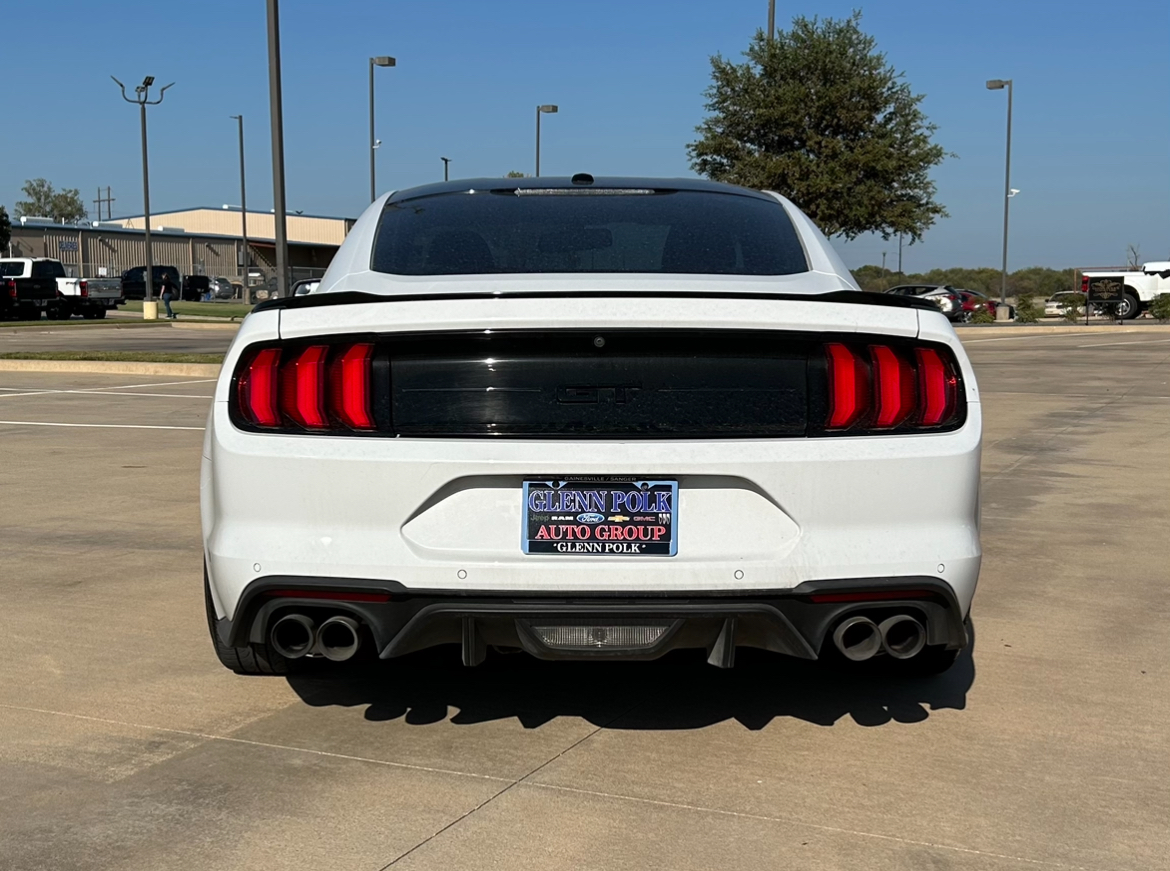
<box><xmin>235</xmin><ymin>342</ymin><xmax>375</xmax><ymax>433</ymax></box>
<box><xmin>915</xmin><ymin>347</ymin><xmax>958</xmax><ymax>426</ymax></box>
<box><xmin>5</xmin><ymin>279</ymin><xmax>15</xmax><ymax>299</ymax></box>
<box><xmin>329</xmin><ymin>343</ymin><xmax>375</xmax><ymax>429</ymax></box>
<box><xmin>280</xmin><ymin>345</ymin><xmax>330</xmax><ymax>429</ymax></box>
<box><xmin>1081</xmin><ymin>276</ymin><xmax>1089</xmax><ymax>293</ymax></box>
<box><xmin>238</xmin><ymin>348</ymin><xmax>282</xmax><ymax>427</ymax></box>
<box><xmin>825</xmin><ymin>343</ymin><xmax>870</xmax><ymax>429</ymax></box>
<box><xmin>825</xmin><ymin>342</ymin><xmax>961</xmax><ymax>432</ymax></box>
<box><xmin>79</xmin><ymin>280</ymin><xmax>89</xmax><ymax>298</ymax></box>
<box><xmin>870</xmin><ymin>345</ymin><xmax>916</xmax><ymax>429</ymax></box>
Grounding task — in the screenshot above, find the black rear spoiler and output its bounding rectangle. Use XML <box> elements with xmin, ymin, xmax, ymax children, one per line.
<box><xmin>254</xmin><ymin>288</ymin><xmax>938</xmax><ymax>314</ymax></box>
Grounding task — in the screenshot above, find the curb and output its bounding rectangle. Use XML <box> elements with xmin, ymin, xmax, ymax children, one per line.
<box><xmin>955</xmin><ymin>324</ymin><xmax>1169</xmax><ymax>338</ymax></box>
<box><xmin>0</xmin><ymin>360</ymin><xmax>222</xmax><ymax>377</ymax></box>
<box><xmin>170</xmin><ymin>322</ymin><xmax>240</xmax><ymax>331</ymax></box>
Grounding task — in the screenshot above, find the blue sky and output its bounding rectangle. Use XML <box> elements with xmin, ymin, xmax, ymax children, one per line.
<box><xmin>3</xmin><ymin>0</ymin><xmax>1167</xmax><ymax>270</ymax></box>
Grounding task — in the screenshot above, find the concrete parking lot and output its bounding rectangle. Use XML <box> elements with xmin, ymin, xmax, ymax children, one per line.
<box><xmin>0</xmin><ymin>332</ymin><xmax>1167</xmax><ymax>870</ymax></box>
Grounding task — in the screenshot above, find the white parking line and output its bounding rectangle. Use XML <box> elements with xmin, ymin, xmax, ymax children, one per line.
<box><xmin>0</xmin><ymin>420</ymin><xmax>204</xmax><ymax>431</ymax></box>
<box><xmin>1076</xmin><ymin>339</ymin><xmax>1170</xmax><ymax>348</ymax></box>
<box><xmin>0</xmin><ymin>389</ymin><xmax>211</xmax><ymax>400</ymax></box>
<box><xmin>92</xmin><ymin>378</ymin><xmax>217</xmax><ymax>390</ymax></box>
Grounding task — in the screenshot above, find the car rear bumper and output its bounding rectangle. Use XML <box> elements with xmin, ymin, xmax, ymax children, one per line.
<box><xmin>215</xmin><ymin>575</ymin><xmax>969</xmax><ymax>665</ymax></box>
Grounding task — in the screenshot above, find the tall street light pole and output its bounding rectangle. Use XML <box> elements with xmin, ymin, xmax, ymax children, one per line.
<box><xmin>112</xmin><ymin>75</ymin><xmax>172</xmax><ymax>314</ymax></box>
<box><xmin>230</xmin><ymin>115</ymin><xmax>249</xmax><ymax>301</ymax></box>
<box><xmin>266</xmin><ymin>0</ymin><xmax>289</xmax><ymax>299</ymax></box>
<box><xmin>369</xmin><ymin>56</ymin><xmax>396</xmax><ymax>203</ymax></box>
<box><xmin>987</xmin><ymin>78</ymin><xmax>1013</xmax><ymax>305</ymax></box>
<box><xmin>767</xmin><ymin>0</ymin><xmax>775</xmax><ymax>41</ymax></box>
<box><xmin>535</xmin><ymin>104</ymin><xmax>558</xmax><ymax>177</ymax></box>
<box><xmin>441</xmin><ymin>156</ymin><xmax>451</xmax><ymax>181</ymax></box>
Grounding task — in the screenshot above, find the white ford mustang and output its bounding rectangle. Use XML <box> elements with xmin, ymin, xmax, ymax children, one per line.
<box><xmin>201</xmin><ymin>176</ymin><xmax>980</xmax><ymax>676</ymax></box>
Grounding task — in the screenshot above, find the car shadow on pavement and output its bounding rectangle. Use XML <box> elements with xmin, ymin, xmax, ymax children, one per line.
<box><xmin>286</xmin><ymin>624</ymin><xmax>976</xmax><ymax>730</ymax></box>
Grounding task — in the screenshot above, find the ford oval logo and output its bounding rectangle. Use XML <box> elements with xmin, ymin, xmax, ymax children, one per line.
<box><xmin>576</xmin><ymin>512</ymin><xmax>605</xmax><ymax>524</ymax></box>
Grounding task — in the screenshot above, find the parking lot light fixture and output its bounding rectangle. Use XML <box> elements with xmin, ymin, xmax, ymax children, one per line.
<box><xmin>112</xmin><ymin>75</ymin><xmax>173</xmax><ymax>314</ymax></box>
<box><xmin>535</xmin><ymin>105</ymin><xmax>558</xmax><ymax>177</ymax></box>
<box><xmin>441</xmin><ymin>156</ymin><xmax>451</xmax><ymax>181</ymax></box>
<box><xmin>986</xmin><ymin>78</ymin><xmax>1013</xmax><ymax>305</ymax></box>
<box><xmin>369</xmin><ymin>55</ymin><xmax>397</xmax><ymax>203</ymax></box>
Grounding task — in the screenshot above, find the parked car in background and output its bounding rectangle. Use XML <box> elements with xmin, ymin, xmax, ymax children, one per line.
<box><xmin>1045</xmin><ymin>291</ymin><xmax>1086</xmax><ymax>317</ymax></box>
<box><xmin>53</xmin><ymin>264</ymin><xmax>123</xmax><ymax>320</ymax></box>
<box><xmin>121</xmin><ymin>265</ymin><xmax>181</xmax><ymax>300</ymax></box>
<box><xmin>1079</xmin><ymin>262</ymin><xmax>1170</xmax><ymax>320</ymax></box>
<box><xmin>884</xmin><ymin>284</ymin><xmax>962</xmax><ymax>320</ymax></box>
<box><xmin>210</xmin><ymin>277</ymin><xmax>235</xmax><ymax>300</ymax></box>
<box><xmin>0</xmin><ymin>257</ymin><xmax>59</xmax><ymax>319</ymax></box>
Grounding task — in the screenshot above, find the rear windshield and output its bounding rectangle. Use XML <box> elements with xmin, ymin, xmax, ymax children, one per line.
<box><xmin>0</xmin><ymin>262</ymin><xmax>25</xmax><ymax>277</ymax></box>
<box><xmin>371</xmin><ymin>189</ymin><xmax>808</xmax><ymax>276</ymax></box>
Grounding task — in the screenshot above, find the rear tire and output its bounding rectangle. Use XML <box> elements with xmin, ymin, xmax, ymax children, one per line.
<box><xmin>204</xmin><ymin>564</ymin><xmax>299</xmax><ymax>675</ymax></box>
<box><xmin>1116</xmin><ymin>291</ymin><xmax>1140</xmax><ymax>320</ymax></box>
<box><xmin>93</xmin><ymin>307</ymin><xmax>107</xmax><ymax>319</ymax></box>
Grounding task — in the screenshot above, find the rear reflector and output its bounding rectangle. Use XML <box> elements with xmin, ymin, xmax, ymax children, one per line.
<box><xmin>826</xmin><ymin>341</ymin><xmax>961</xmax><ymax>433</ymax></box>
<box><xmin>264</xmin><ymin>589</ymin><xmax>392</xmax><ymax>603</ymax></box>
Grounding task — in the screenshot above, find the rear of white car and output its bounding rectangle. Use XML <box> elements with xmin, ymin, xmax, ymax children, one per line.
<box><xmin>202</xmin><ymin>177</ymin><xmax>980</xmax><ymax>676</ymax></box>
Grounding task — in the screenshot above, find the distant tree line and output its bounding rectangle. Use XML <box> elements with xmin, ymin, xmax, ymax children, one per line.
<box><xmin>852</xmin><ymin>264</ymin><xmax>1075</xmax><ymax>298</ymax></box>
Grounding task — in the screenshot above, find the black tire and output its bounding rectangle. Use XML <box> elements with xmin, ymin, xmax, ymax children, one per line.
<box><xmin>93</xmin><ymin>307</ymin><xmax>107</xmax><ymax>319</ymax></box>
<box><xmin>17</xmin><ymin>304</ymin><xmax>40</xmax><ymax>321</ymax></box>
<box><xmin>204</xmin><ymin>565</ymin><xmax>299</xmax><ymax>675</ymax></box>
<box><xmin>82</xmin><ymin>310</ymin><xmax>98</xmax><ymax>320</ymax></box>
<box><xmin>1116</xmin><ymin>291</ymin><xmax>1140</xmax><ymax>320</ymax></box>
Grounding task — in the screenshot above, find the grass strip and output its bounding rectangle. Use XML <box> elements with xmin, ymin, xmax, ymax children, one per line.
<box><xmin>1</xmin><ymin>319</ymin><xmax>170</xmax><ymax>329</ymax></box>
<box><xmin>122</xmin><ymin>301</ymin><xmax>253</xmax><ymax>319</ymax></box>
<box><xmin>0</xmin><ymin>351</ymin><xmax>224</xmax><ymax>364</ymax></box>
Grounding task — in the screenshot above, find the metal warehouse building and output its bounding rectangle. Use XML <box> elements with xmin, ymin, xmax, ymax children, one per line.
<box><xmin>5</xmin><ymin>206</ymin><xmax>355</xmax><ymax>291</ymax></box>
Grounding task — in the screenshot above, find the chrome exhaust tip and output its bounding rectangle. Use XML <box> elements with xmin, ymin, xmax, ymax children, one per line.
<box><xmin>270</xmin><ymin>613</ymin><xmax>316</xmax><ymax>659</ymax></box>
<box><xmin>831</xmin><ymin>615</ymin><xmax>882</xmax><ymax>661</ymax></box>
<box><xmin>879</xmin><ymin>614</ymin><xmax>927</xmax><ymax>660</ymax></box>
<box><xmin>317</xmin><ymin>615</ymin><xmax>362</xmax><ymax>662</ymax></box>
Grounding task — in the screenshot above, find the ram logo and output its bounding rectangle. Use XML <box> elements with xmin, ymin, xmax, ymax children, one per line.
<box><xmin>576</xmin><ymin>512</ymin><xmax>605</xmax><ymax>524</ymax></box>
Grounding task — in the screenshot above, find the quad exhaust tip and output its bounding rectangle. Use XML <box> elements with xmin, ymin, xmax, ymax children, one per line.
<box><xmin>269</xmin><ymin>613</ymin><xmax>363</xmax><ymax>662</ymax></box>
<box><xmin>878</xmin><ymin>614</ymin><xmax>927</xmax><ymax>660</ymax></box>
<box><xmin>271</xmin><ymin>613</ymin><xmax>316</xmax><ymax>659</ymax></box>
<box><xmin>832</xmin><ymin>615</ymin><xmax>882</xmax><ymax>661</ymax></box>
<box><xmin>316</xmin><ymin>615</ymin><xmax>362</xmax><ymax>662</ymax></box>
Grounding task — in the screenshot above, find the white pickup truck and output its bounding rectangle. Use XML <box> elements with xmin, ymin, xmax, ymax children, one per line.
<box><xmin>0</xmin><ymin>258</ymin><xmax>124</xmax><ymax>320</ymax></box>
<box><xmin>1080</xmin><ymin>261</ymin><xmax>1170</xmax><ymax>320</ymax></box>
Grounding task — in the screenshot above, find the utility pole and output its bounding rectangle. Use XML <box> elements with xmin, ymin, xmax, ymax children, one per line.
<box><xmin>767</xmin><ymin>0</ymin><xmax>775</xmax><ymax>41</ymax></box>
<box><xmin>230</xmin><ymin>114</ymin><xmax>249</xmax><ymax>301</ymax></box>
<box><xmin>266</xmin><ymin>0</ymin><xmax>289</xmax><ymax>299</ymax></box>
<box><xmin>987</xmin><ymin>78</ymin><xmax>1014</xmax><ymax>305</ymax></box>
<box><xmin>898</xmin><ymin>234</ymin><xmax>904</xmax><ymax>274</ymax></box>
<box><xmin>112</xmin><ymin>75</ymin><xmax>173</xmax><ymax>313</ymax></box>
<box><xmin>882</xmin><ymin>251</ymin><xmax>887</xmax><ymax>275</ymax></box>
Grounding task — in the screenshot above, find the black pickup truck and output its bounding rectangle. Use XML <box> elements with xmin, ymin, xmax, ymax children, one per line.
<box><xmin>120</xmin><ymin>265</ymin><xmax>181</xmax><ymax>300</ymax></box>
<box><xmin>0</xmin><ymin>258</ymin><xmax>60</xmax><ymax>320</ymax></box>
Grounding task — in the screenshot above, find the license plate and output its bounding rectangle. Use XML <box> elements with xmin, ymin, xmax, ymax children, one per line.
<box><xmin>522</xmin><ymin>479</ymin><xmax>677</xmax><ymax>556</ymax></box>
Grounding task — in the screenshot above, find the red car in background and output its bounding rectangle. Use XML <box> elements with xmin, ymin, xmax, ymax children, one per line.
<box><xmin>956</xmin><ymin>289</ymin><xmax>998</xmax><ymax>322</ymax></box>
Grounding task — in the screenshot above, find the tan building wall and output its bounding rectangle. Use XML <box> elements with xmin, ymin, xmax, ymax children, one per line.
<box><xmin>6</xmin><ymin>226</ymin><xmax>334</xmax><ymax>281</ymax></box>
<box><xmin>109</xmin><ymin>208</ymin><xmax>354</xmax><ymax>246</ymax></box>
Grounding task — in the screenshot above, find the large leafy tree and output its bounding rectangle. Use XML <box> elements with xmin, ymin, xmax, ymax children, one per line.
<box><xmin>14</xmin><ymin>178</ymin><xmax>87</xmax><ymax>223</ymax></box>
<box><xmin>689</xmin><ymin>13</ymin><xmax>948</xmax><ymax>242</ymax></box>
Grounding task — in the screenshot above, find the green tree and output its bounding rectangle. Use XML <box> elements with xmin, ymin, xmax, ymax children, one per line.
<box><xmin>0</xmin><ymin>206</ymin><xmax>11</xmax><ymax>253</ymax></box>
<box><xmin>505</xmin><ymin>170</ymin><xmax>528</xmax><ymax>178</ymax></box>
<box><xmin>14</xmin><ymin>178</ymin><xmax>87</xmax><ymax>223</ymax></box>
<box><xmin>688</xmin><ymin>12</ymin><xmax>948</xmax><ymax>242</ymax></box>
